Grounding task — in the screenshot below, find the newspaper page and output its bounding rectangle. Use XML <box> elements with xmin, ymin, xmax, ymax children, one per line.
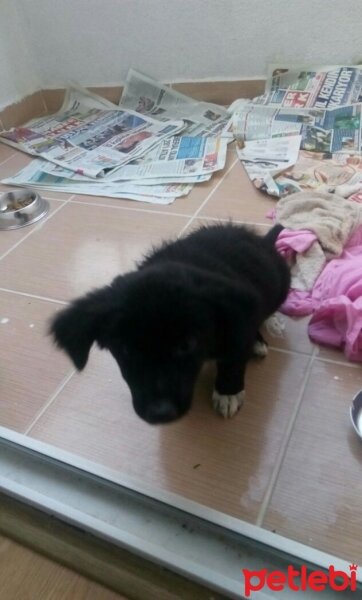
<box><xmin>120</xmin><ymin>69</ymin><xmax>231</xmax><ymax>137</ymax></box>
<box><xmin>2</xmin><ymin>136</ymin><xmax>225</xmax><ymax>203</ymax></box>
<box><xmin>0</xmin><ymin>85</ymin><xmax>184</xmax><ymax>178</ymax></box>
<box><xmin>232</xmin><ymin>105</ymin><xmax>306</xmax><ymax>142</ymax></box>
<box><xmin>107</xmin><ymin>135</ymin><xmax>228</xmax><ymax>180</ymax></box>
<box><xmin>231</xmin><ymin>64</ymin><xmax>362</xmax><ymax>198</ymax></box>
<box><xmin>233</xmin><ymin>103</ymin><xmax>362</xmax><ymax>153</ymax></box>
<box><xmin>236</xmin><ymin>135</ymin><xmax>302</xmax><ymax>196</ymax></box>
<box><xmin>28</xmin><ymin>136</ymin><xmax>223</xmax><ymax>182</ymax></box>
<box><xmin>1</xmin><ymin>159</ymin><xmax>193</xmax><ymax>204</ymax></box>
<box><xmin>254</xmin><ymin>65</ymin><xmax>362</xmax><ymax>108</ymax></box>
<box><xmin>35</xmin><ymin>156</ymin><xmax>211</xmax><ymax>185</ymax></box>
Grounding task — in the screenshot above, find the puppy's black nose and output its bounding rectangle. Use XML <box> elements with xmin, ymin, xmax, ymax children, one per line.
<box><xmin>146</xmin><ymin>400</ymin><xmax>178</xmax><ymax>424</ymax></box>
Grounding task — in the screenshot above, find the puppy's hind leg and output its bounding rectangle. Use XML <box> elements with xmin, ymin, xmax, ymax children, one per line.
<box><xmin>212</xmin><ymin>360</ymin><xmax>246</xmax><ymax>418</ymax></box>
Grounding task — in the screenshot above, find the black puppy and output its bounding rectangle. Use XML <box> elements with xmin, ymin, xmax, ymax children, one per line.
<box><xmin>50</xmin><ymin>223</ymin><xmax>290</xmax><ymax>424</ymax></box>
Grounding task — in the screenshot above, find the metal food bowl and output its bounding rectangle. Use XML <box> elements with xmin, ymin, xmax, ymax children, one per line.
<box><xmin>0</xmin><ymin>189</ymin><xmax>49</xmax><ymax>230</ymax></box>
<box><xmin>350</xmin><ymin>390</ymin><xmax>362</xmax><ymax>440</ymax></box>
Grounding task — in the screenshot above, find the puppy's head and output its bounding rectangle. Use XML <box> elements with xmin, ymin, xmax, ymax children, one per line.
<box><xmin>50</xmin><ymin>263</ymin><xmax>260</xmax><ymax>424</ymax></box>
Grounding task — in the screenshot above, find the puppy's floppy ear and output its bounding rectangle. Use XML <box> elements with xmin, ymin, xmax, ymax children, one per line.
<box><xmin>49</xmin><ymin>286</ymin><xmax>117</xmax><ymax>370</ymax></box>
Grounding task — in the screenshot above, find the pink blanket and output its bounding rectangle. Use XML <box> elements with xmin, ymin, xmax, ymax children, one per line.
<box><xmin>280</xmin><ymin>225</ymin><xmax>362</xmax><ymax>361</ymax></box>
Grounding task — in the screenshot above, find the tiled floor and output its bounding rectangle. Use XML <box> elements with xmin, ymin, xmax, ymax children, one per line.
<box><xmin>1</xmin><ymin>143</ymin><xmax>362</xmax><ymax>565</ymax></box>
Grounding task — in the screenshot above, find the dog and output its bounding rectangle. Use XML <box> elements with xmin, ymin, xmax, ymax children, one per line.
<box><xmin>50</xmin><ymin>223</ymin><xmax>290</xmax><ymax>424</ymax></box>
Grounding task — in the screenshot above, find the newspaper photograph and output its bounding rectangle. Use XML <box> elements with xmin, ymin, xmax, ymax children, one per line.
<box><xmin>0</xmin><ymin>85</ymin><xmax>184</xmax><ymax>178</ymax></box>
<box><xmin>120</xmin><ymin>68</ymin><xmax>232</xmax><ymax>137</ymax></box>
<box><xmin>1</xmin><ymin>159</ymin><xmax>193</xmax><ymax>204</ymax></box>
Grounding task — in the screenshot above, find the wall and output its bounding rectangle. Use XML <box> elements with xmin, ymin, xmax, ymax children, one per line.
<box><xmin>0</xmin><ymin>1</ymin><xmax>41</xmax><ymax>109</ymax></box>
<box><xmin>3</xmin><ymin>0</ymin><xmax>362</xmax><ymax>105</ymax></box>
<box><xmin>18</xmin><ymin>0</ymin><xmax>362</xmax><ymax>88</ymax></box>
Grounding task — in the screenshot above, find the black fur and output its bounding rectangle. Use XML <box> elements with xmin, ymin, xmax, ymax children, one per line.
<box><xmin>50</xmin><ymin>223</ymin><xmax>290</xmax><ymax>424</ymax></box>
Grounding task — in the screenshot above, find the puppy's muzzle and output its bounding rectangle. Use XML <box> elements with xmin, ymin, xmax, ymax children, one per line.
<box><xmin>139</xmin><ymin>399</ymin><xmax>180</xmax><ymax>424</ymax></box>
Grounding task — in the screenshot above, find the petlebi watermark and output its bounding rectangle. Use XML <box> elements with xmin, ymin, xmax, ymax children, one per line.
<box><xmin>242</xmin><ymin>564</ymin><xmax>358</xmax><ymax>596</ymax></box>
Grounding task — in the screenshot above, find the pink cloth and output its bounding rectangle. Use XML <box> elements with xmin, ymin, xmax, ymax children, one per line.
<box><xmin>281</xmin><ymin>290</ymin><xmax>314</xmax><ymax>316</ymax></box>
<box><xmin>275</xmin><ymin>229</ymin><xmax>317</xmax><ymax>260</ymax></box>
<box><xmin>280</xmin><ymin>225</ymin><xmax>362</xmax><ymax>361</ymax></box>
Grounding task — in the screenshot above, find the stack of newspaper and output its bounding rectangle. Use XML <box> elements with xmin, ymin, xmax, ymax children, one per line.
<box><xmin>231</xmin><ymin>65</ymin><xmax>362</xmax><ymax>200</ymax></box>
<box><xmin>0</xmin><ymin>70</ymin><xmax>231</xmax><ymax>205</ymax></box>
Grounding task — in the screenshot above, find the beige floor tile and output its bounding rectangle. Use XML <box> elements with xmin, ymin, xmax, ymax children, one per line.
<box><xmin>262</xmin><ymin>315</ymin><xmax>315</xmax><ymax>356</ymax></box>
<box><xmin>315</xmin><ymin>342</ymin><xmax>357</xmax><ymax>366</ymax></box>
<box><xmin>0</xmin><ymin>199</ymin><xmax>64</xmax><ymax>257</ymax></box>
<box><xmin>0</xmin><ymin>148</ymin><xmax>30</xmax><ymax>179</ymax></box>
<box><xmin>0</xmin><ymin>143</ymin><xmax>16</xmax><ymax>165</ymax></box>
<box><xmin>262</xmin><ymin>359</ymin><xmax>362</xmax><ymax>561</ymax></box>
<box><xmin>0</xmin><ymin>202</ymin><xmax>189</xmax><ymax>301</ymax></box>
<box><xmin>29</xmin><ymin>348</ymin><xmax>310</xmax><ymax>522</ymax></box>
<box><xmin>0</xmin><ymin>535</ymin><xmax>125</xmax><ymax>600</ymax></box>
<box><xmin>0</xmin><ymin>292</ymin><xmax>72</xmax><ymax>432</ymax></box>
<box><xmin>200</xmin><ymin>159</ymin><xmax>276</xmax><ymax>224</ymax></box>
<box><xmin>71</xmin><ymin>149</ymin><xmax>238</xmax><ymax>215</ymax></box>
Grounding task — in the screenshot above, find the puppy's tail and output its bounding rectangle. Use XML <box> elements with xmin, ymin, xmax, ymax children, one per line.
<box><xmin>263</xmin><ymin>223</ymin><xmax>284</xmax><ymax>247</ymax></box>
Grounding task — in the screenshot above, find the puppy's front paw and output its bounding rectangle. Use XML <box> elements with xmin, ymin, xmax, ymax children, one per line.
<box><xmin>252</xmin><ymin>339</ymin><xmax>268</xmax><ymax>358</ymax></box>
<box><xmin>212</xmin><ymin>390</ymin><xmax>245</xmax><ymax>418</ymax></box>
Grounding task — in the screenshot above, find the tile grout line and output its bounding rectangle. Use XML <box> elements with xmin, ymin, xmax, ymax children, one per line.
<box><xmin>177</xmin><ymin>156</ymin><xmax>239</xmax><ymax>237</ymax></box>
<box><xmin>0</xmin><ymin>194</ymin><xmax>76</xmax><ymax>262</ymax></box>
<box><xmin>193</xmin><ymin>216</ymin><xmax>270</xmax><ymax>227</ymax></box>
<box><xmin>0</xmin><ymin>151</ymin><xmax>17</xmax><ymax>168</ymax></box>
<box><xmin>24</xmin><ymin>369</ymin><xmax>77</xmax><ymax>435</ymax></box>
<box><xmin>269</xmin><ymin>344</ymin><xmax>362</xmax><ymax>369</ymax></box>
<box><xmin>268</xmin><ymin>345</ymin><xmax>312</xmax><ymax>357</ymax></box>
<box><xmin>255</xmin><ymin>346</ymin><xmax>318</xmax><ymax>528</ymax></box>
<box><xmin>70</xmin><ymin>198</ymin><xmax>194</xmax><ymax>219</ymax></box>
<box><xmin>313</xmin><ymin>355</ymin><xmax>362</xmax><ymax>369</ymax></box>
<box><xmin>40</xmin><ymin>195</ymin><xmax>70</xmax><ymax>202</ymax></box>
<box><xmin>0</xmin><ymin>196</ymin><xmax>269</xmax><ymax>225</ymax></box>
<box><xmin>0</xmin><ymin>287</ymin><xmax>68</xmax><ymax>305</ymax></box>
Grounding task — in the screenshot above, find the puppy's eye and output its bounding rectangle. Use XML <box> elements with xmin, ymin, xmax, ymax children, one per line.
<box><xmin>174</xmin><ymin>338</ymin><xmax>197</xmax><ymax>357</ymax></box>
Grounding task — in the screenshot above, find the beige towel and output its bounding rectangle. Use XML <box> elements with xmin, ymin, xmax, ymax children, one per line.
<box><xmin>276</xmin><ymin>190</ymin><xmax>362</xmax><ymax>258</ymax></box>
<box><xmin>275</xmin><ymin>191</ymin><xmax>362</xmax><ymax>291</ymax></box>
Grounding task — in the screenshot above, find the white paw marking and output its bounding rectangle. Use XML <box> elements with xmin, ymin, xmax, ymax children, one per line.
<box><xmin>253</xmin><ymin>339</ymin><xmax>268</xmax><ymax>357</ymax></box>
<box><xmin>212</xmin><ymin>390</ymin><xmax>245</xmax><ymax>418</ymax></box>
<box><xmin>264</xmin><ymin>313</ymin><xmax>285</xmax><ymax>338</ymax></box>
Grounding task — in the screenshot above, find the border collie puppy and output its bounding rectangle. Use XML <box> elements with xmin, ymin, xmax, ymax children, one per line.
<box><xmin>50</xmin><ymin>223</ymin><xmax>290</xmax><ymax>424</ymax></box>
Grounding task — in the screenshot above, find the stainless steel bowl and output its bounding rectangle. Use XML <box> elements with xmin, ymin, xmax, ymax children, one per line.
<box><xmin>0</xmin><ymin>189</ymin><xmax>49</xmax><ymax>230</ymax></box>
<box><xmin>350</xmin><ymin>390</ymin><xmax>362</xmax><ymax>440</ymax></box>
